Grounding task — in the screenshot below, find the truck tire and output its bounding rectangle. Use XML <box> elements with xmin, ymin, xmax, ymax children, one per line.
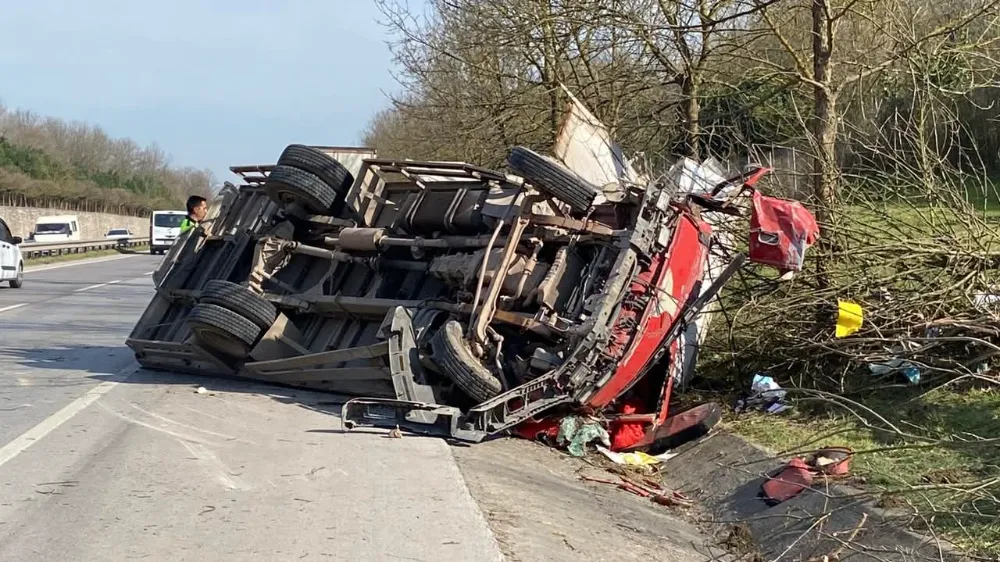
<box><xmin>186</xmin><ymin>303</ymin><xmax>262</xmax><ymax>358</ymax></box>
<box><xmin>265</xmin><ymin>165</ymin><xmax>338</xmax><ymax>215</ymax></box>
<box><xmin>277</xmin><ymin>144</ymin><xmax>354</xmax><ymax>205</ymax></box>
<box><xmin>431</xmin><ymin>320</ymin><xmax>502</xmax><ymax>404</ymax></box>
<box><xmin>199</xmin><ymin>280</ymin><xmax>277</xmax><ymax>330</ymax></box>
<box><xmin>507</xmin><ymin>146</ymin><xmax>598</xmax><ymax>213</ymax></box>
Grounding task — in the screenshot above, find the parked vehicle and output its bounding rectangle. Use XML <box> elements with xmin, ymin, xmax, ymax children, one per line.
<box><xmin>0</xmin><ymin>215</ymin><xmax>24</xmax><ymax>288</ymax></box>
<box><xmin>32</xmin><ymin>215</ymin><xmax>80</xmax><ymax>243</ymax></box>
<box><xmin>127</xmin><ymin>107</ymin><xmax>816</xmax><ymax>448</ymax></box>
<box><xmin>149</xmin><ymin>211</ymin><xmax>186</xmax><ymax>255</ymax></box>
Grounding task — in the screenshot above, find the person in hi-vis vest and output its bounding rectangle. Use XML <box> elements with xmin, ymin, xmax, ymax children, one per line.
<box><xmin>179</xmin><ymin>195</ymin><xmax>207</xmax><ymax>234</ymax></box>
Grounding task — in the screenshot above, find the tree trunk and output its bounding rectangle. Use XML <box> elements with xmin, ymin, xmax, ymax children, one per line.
<box><xmin>812</xmin><ymin>88</ymin><xmax>838</xmax><ymax>218</ymax></box>
<box><xmin>811</xmin><ymin>0</ymin><xmax>837</xmax><ymax>288</ymax></box>
<box><xmin>540</xmin><ymin>0</ymin><xmax>561</xmax><ymax>145</ymax></box>
<box><xmin>680</xmin><ymin>76</ymin><xmax>702</xmax><ymax>160</ymax></box>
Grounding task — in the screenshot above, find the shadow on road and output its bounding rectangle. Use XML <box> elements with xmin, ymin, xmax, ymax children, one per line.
<box><xmin>2</xmin><ymin>344</ymin><xmax>345</xmax><ymax>421</ymax></box>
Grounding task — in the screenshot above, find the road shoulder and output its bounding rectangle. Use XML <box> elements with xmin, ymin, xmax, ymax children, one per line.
<box><xmin>453</xmin><ymin>437</ymin><xmax>723</xmax><ymax>562</ymax></box>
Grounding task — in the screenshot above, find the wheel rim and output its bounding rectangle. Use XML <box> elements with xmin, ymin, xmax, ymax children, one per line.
<box><xmin>266</xmin><ymin>182</ymin><xmax>323</xmax><ymax>214</ymax></box>
<box><xmin>192</xmin><ymin>325</ymin><xmax>248</xmax><ymax>358</ymax></box>
<box><xmin>275</xmin><ymin>188</ymin><xmax>315</xmax><ymax>211</ymax></box>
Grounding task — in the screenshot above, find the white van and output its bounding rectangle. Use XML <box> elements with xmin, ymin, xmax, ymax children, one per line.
<box><xmin>32</xmin><ymin>215</ymin><xmax>80</xmax><ymax>243</ymax></box>
<box><xmin>150</xmin><ymin>210</ymin><xmax>187</xmax><ymax>255</ymax></box>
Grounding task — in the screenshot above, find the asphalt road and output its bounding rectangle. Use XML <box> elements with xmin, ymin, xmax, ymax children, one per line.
<box><xmin>0</xmin><ymin>254</ymin><xmax>502</xmax><ymax>562</ymax></box>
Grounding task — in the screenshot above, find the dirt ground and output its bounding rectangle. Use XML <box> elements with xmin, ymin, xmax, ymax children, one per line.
<box><xmin>451</xmin><ymin>437</ymin><xmax>732</xmax><ymax>562</ymax></box>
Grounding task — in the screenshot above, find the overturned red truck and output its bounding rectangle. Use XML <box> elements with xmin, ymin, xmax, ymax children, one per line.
<box><xmin>126</xmin><ymin>94</ymin><xmax>817</xmax><ymax>451</ymax></box>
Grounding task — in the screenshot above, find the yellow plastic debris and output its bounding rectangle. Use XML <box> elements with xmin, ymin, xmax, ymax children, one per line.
<box><xmin>836</xmin><ymin>300</ymin><xmax>863</xmax><ymax>338</ymax></box>
<box><xmin>596</xmin><ymin>446</ymin><xmax>674</xmax><ymax>466</ymax></box>
<box><xmin>620</xmin><ymin>451</ymin><xmax>660</xmax><ymax>466</ymax></box>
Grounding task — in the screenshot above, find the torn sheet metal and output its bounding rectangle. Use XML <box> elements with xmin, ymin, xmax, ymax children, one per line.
<box><xmin>553</xmin><ymin>85</ymin><xmax>646</xmax><ymax>200</ymax></box>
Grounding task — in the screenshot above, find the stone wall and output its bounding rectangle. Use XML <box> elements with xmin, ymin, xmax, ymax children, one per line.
<box><xmin>0</xmin><ymin>206</ymin><xmax>151</xmax><ymax>240</ymax></box>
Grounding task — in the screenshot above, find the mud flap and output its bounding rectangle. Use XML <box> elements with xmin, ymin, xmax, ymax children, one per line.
<box><xmin>621</xmin><ymin>402</ymin><xmax>723</xmax><ymax>454</ymax></box>
<box><xmin>341</xmin><ymin>398</ymin><xmax>486</xmax><ymax>442</ymax></box>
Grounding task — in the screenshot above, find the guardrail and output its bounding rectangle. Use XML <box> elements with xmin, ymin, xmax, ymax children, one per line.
<box><xmin>19</xmin><ymin>237</ymin><xmax>151</xmax><ymax>259</ymax></box>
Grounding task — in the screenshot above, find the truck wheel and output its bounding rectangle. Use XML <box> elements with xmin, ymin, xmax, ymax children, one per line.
<box><xmin>199</xmin><ymin>280</ymin><xmax>277</xmax><ymax>330</ymax></box>
<box><xmin>277</xmin><ymin>144</ymin><xmax>354</xmax><ymax>208</ymax></box>
<box><xmin>186</xmin><ymin>303</ymin><xmax>262</xmax><ymax>359</ymax></box>
<box><xmin>431</xmin><ymin>320</ymin><xmax>502</xmax><ymax>404</ymax></box>
<box><xmin>507</xmin><ymin>146</ymin><xmax>598</xmax><ymax>213</ymax></box>
<box><xmin>265</xmin><ymin>165</ymin><xmax>338</xmax><ymax>215</ymax></box>
<box><xmin>9</xmin><ymin>262</ymin><xmax>23</xmax><ymax>288</ymax></box>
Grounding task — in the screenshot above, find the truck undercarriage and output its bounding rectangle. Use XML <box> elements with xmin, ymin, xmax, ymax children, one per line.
<box><xmin>127</xmin><ymin>97</ymin><xmax>813</xmax><ymax>448</ymax></box>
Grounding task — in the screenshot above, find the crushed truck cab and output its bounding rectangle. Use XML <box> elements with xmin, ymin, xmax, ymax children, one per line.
<box><xmin>127</xmin><ymin>101</ymin><xmax>815</xmax><ymax>448</ymax></box>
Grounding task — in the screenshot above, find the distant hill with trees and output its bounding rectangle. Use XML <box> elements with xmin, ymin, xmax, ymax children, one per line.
<box><xmin>0</xmin><ymin>103</ymin><xmax>214</xmax><ymax>216</ymax></box>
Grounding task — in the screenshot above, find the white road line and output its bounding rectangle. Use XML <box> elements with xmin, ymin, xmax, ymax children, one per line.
<box><xmin>0</xmin><ymin>274</ymin><xmax>146</xmax><ymax>313</ymax></box>
<box><xmin>24</xmin><ymin>254</ymin><xmax>140</xmax><ymax>274</ymax></box>
<box><xmin>74</xmin><ymin>279</ymin><xmax>122</xmax><ymax>293</ymax></box>
<box><xmin>0</xmin><ymin>367</ymin><xmax>136</xmax><ymax>469</ymax></box>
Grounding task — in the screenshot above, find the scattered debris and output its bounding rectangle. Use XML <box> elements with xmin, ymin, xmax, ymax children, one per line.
<box><xmin>196</xmin><ymin>386</ymin><xmax>208</xmax><ymax>394</ymax></box>
<box><xmin>557</xmin><ymin>416</ymin><xmax>611</xmax><ymax>457</ymax></box>
<box><xmin>388</xmin><ymin>425</ymin><xmax>403</xmax><ymax>439</ymax></box>
<box><xmin>580</xmin><ymin>474</ymin><xmax>693</xmax><ymax>508</ymax></box>
<box><xmin>761</xmin><ymin>446</ymin><xmax>854</xmax><ymax>504</ymax></box>
<box><xmin>736</xmin><ymin>374</ymin><xmax>791</xmax><ymax>414</ymax></box>
<box><xmin>835</xmin><ymin>300</ymin><xmax>864</xmax><ymax>338</ymax></box>
<box><xmin>595</xmin><ymin>445</ymin><xmax>676</xmax><ymax>467</ymax></box>
<box><xmin>748</xmin><ymin>190</ymin><xmax>820</xmax><ymax>275</ymax></box>
<box><xmin>867</xmin><ymin>341</ymin><xmax>922</xmax><ymax>384</ymax></box>
<box><xmin>809</xmin><ymin>447</ymin><xmax>853</xmax><ymax>476</ymax></box>
<box><xmin>615</xmin><ymin>402</ymin><xmax>724</xmax><ymax>453</ymax></box>
<box><xmin>608</xmin><ymin>400</ymin><xmax>647</xmax><ymax>451</ymax></box>
<box><xmin>761</xmin><ymin>458</ymin><xmax>814</xmax><ymax>504</ymax></box>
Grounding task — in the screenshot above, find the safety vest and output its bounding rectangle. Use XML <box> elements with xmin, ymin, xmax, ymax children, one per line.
<box><xmin>179</xmin><ymin>217</ymin><xmax>197</xmax><ymax>234</ymax></box>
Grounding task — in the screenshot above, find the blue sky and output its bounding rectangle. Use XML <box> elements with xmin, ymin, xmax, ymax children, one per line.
<box><xmin>0</xmin><ymin>0</ymin><xmax>420</xmax><ymax>183</ymax></box>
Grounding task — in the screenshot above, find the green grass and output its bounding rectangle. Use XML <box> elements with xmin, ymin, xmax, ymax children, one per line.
<box><xmin>729</xmin><ymin>387</ymin><xmax>1000</xmax><ymax>556</ymax></box>
<box><xmin>715</xmin><ymin>177</ymin><xmax>1000</xmax><ymax>555</ymax></box>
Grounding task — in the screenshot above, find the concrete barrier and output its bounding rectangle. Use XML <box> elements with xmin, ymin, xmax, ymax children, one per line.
<box><xmin>0</xmin><ymin>206</ymin><xmax>150</xmax><ymax>240</ymax></box>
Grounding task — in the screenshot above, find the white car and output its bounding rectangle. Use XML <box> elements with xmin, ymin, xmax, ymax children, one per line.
<box><xmin>0</xmin><ymin>216</ymin><xmax>24</xmax><ymax>288</ymax></box>
<box><xmin>106</xmin><ymin>228</ymin><xmax>133</xmax><ymax>244</ymax></box>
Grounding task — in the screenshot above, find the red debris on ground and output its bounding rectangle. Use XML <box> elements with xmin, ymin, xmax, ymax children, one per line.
<box><xmin>610</xmin><ymin>401</ymin><xmax>647</xmax><ymax>451</ymax></box>
<box><xmin>762</xmin><ymin>458</ymin><xmax>815</xmax><ymax>504</ymax></box>
<box><xmin>580</xmin><ymin>474</ymin><xmax>694</xmax><ymax>508</ymax></box>
<box><xmin>512</xmin><ymin>418</ymin><xmax>561</xmax><ymax>442</ymax></box>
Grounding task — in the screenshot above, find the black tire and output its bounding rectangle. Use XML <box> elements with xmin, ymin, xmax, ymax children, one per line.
<box><xmin>186</xmin><ymin>303</ymin><xmax>262</xmax><ymax>358</ymax></box>
<box><xmin>9</xmin><ymin>262</ymin><xmax>23</xmax><ymax>288</ymax></box>
<box><xmin>199</xmin><ymin>280</ymin><xmax>277</xmax><ymax>330</ymax></box>
<box><xmin>265</xmin><ymin>165</ymin><xmax>338</xmax><ymax>214</ymax></box>
<box><xmin>507</xmin><ymin>146</ymin><xmax>598</xmax><ymax>213</ymax></box>
<box><xmin>277</xmin><ymin>144</ymin><xmax>354</xmax><ymax>201</ymax></box>
<box><xmin>431</xmin><ymin>320</ymin><xmax>502</xmax><ymax>404</ymax></box>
